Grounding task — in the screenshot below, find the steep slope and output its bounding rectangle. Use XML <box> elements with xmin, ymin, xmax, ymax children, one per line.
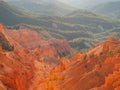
<box><xmin>0</xmin><ymin>24</ymin><xmax>73</xmax><ymax>90</ymax></box>
<box><xmin>62</xmin><ymin>37</ymin><xmax>120</xmax><ymax>90</ymax></box>
<box><xmin>5</xmin><ymin>27</ymin><xmax>72</xmax><ymax>64</ymax></box>
<box><xmin>0</xmin><ymin>24</ymin><xmax>14</xmax><ymax>51</ymax></box>
<box><xmin>1</xmin><ymin>23</ymin><xmax>120</xmax><ymax>90</ymax></box>
<box><xmin>0</xmin><ymin>24</ymin><xmax>35</xmax><ymax>90</ymax></box>
<box><xmin>36</xmin><ymin>37</ymin><xmax>120</xmax><ymax>90</ymax></box>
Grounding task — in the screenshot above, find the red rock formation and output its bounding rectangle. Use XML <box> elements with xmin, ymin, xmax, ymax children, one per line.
<box><xmin>36</xmin><ymin>37</ymin><xmax>120</xmax><ymax>90</ymax></box>
<box><xmin>6</xmin><ymin>29</ymin><xmax>72</xmax><ymax>64</ymax></box>
<box><xmin>0</xmin><ymin>24</ymin><xmax>73</xmax><ymax>90</ymax></box>
<box><xmin>0</xmin><ymin>48</ymin><xmax>35</xmax><ymax>90</ymax></box>
<box><xmin>1</xmin><ymin>23</ymin><xmax>120</xmax><ymax>90</ymax></box>
<box><xmin>60</xmin><ymin>37</ymin><xmax>120</xmax><ymax>90</ymax></box>
<box><xmin>50</xmin><ymin>58</ymin><xmax>69</xmax><ymax>74</ymax></box>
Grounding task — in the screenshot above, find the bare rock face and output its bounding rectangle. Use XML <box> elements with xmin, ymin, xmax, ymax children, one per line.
<box><xmin>6</xmin><ymin>29</ymin><xmax>72</xmax><ymax>64</ymax></box>
<box><xmin>0</xmin><ymin>81</ymin><xmax>7</xmax><ymax>90</ymax></box>
<box><xmin>1</xmin><ymin>23</ymin><xmax>120</xmax><ymax>90</ymax></box>
<box><xmin>87</xmin><ymin>37</ymin><xmax>120</xmax><ymax>56</ymax></box>
<box><xmin>35</xmin><ymin>38</ymin><xmax>120</xmax><ymax>90</ymax></box>
<box><xmin>0</xmin><ymin>24</ymin><xmax>73</xmax><ymax>90</ymax></box>
<box><xmin>0</xmin><ymin>24</ymin><xmax>14</xmax><ymax>51</ymax></box>
<box><xmin>0</xmin><ymin>25</ymin><xmax>43</xmax><ymax>90</ymax></box>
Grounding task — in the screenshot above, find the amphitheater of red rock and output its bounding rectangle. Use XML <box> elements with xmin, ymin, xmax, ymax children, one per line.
<box><xmin>0</xmin><ymin>24</ymin><xmax>120</xmax><ymax>90</ymax></box>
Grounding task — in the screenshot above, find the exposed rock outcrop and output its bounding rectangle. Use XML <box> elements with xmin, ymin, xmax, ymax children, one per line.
<box><xmin>36</xmin><ymin>37</ymin><xmax>120</xmax><ymax>90</ymax></box>
<box><xmin>0</xmin><ymin>24</ymin><xmax>73</xmax><ymax>90</ymax></box>
<box><xmin>6</xmin><ymin>29</ymin><xmax>72</xmax><ymax>64</ymax></box>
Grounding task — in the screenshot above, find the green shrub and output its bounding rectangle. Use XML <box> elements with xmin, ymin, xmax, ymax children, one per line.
<box><xmin>2</xmin><ymin>43</ymin><xmax>14</xmax><ymax>51</ymax></box>
<box><xmin>83</xmin><ymin>54</ymin><xmax>87</xmax><ymax>60</ymax></box>
<box><xmin>90</xmin><ymin>54</ymin><xmax>94</xmax><ymax>59</ymax></box>
<box><xmin>97</xmin><ymin>60</ymin><xmax>102</xmax><ymax>68</ymax></box>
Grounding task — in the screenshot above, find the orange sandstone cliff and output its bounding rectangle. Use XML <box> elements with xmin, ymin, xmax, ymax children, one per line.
<box><xmin>0</xmin><ymin>24</ymin><xmax>120</xmax><ymax>90</ymax></box>
<box><xmin>5</xmin><ymin>29</ymin><xmax>72</xmax><ymax>64</ymax></box>
<box><xmin>0</xmin><ymin>24</ymin><xmax>72</xmax><ymax>90</ymax></box>
<box><xmin>35</xmin><ymin>37</ymin><xmax>120</xmax><ymax>90</ymax></box>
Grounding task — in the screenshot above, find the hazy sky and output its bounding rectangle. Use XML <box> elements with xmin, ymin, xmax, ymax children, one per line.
<box><xmin>4</xmin><ymin>0</ymin><xmax>120</xmax><ymax>8</ymax></box>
